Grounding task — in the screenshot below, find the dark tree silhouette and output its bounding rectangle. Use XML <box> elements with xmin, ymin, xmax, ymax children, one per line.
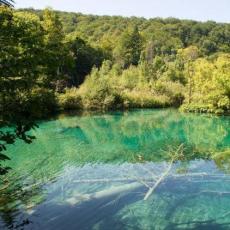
<box><xmin>0</xmin><ymin>0</ymin><xmax>14</xmax><ymax>7</ymax></box>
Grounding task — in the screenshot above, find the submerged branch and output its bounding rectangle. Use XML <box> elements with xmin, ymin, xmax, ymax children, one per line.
<box><xmin>144</xmin><ymin>160</ymin><xmax>173</xmax><ymax>200</ymax></box>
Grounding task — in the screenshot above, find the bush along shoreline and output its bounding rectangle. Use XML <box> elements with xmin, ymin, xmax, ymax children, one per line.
<box><xmin>57</xmin><ymin>55</ymin><xmax>230</xmax><ymax>116</ymax></box>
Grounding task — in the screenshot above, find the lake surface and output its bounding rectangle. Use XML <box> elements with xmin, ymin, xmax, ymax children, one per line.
<box><xmin>0</xmin><ymin>109</ymin><xmax>230</xmax><ymax>229</ymax></box>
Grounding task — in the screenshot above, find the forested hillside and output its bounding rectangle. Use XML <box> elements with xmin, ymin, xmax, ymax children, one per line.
<box><xmin>24</xmin><ymin>8</ymin><xmax>230</xmax><ymax>55</ymax></box>
<box><xmin>51</xmin><ymin>9</ymin><xmax>230</xmax><ymax>114</ymax></box>
<box><xmin>1</xmin><ymin>7</ymin><xmax>230</xmax><ymax>122</ymax></box>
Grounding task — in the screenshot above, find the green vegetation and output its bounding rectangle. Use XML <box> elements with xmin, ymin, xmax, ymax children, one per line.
<box><xmin>1</xmin><ymin>7</ymin><xmax>229</xmax><ymax>117</ymax></box>
<box><xmin>0</xmin><ymin>7</ymin><xmax>65</xmax><ymax>174</ymax></box>
<box><xmin>26</xmin><ymin>8</ymin><xmax>228</xmax><ymax>115</ymax></box>
<box><xmin>59</xmin><ymin>52</ymin><xmax>229</xmax><ymax>113</ymax></box>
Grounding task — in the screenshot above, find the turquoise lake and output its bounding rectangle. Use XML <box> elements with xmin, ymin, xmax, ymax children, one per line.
<box><xmin>0</xmin><ymin>109</ymin><xmax>230</xmax><ymax>229</ymax></box>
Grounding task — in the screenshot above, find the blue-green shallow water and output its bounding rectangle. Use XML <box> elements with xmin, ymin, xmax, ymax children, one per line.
<box><xmin>0</xmin><ymin>109</ymin><xmax>230</xmax><ymax>229</ymax></box>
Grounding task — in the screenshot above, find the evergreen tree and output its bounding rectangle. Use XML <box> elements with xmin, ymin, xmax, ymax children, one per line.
<box><xmin>114</xmin><ymin>26</ymin><xmax>142</xmax><ymax>68</ymax></box>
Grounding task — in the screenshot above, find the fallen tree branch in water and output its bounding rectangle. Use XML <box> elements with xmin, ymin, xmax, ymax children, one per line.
<box><xmin>142</xmin><ymin>144</ymin><xmax>184</xmax><ymax>200</ymax></box>
<box><xmin>69</xmin><ymin>142</ymin><xmax>228</xmax><ymax>202</ymax></box>
<box><xmin>144</xmin><ymin>160</ymin><xmax>173</xmax><ymax>200</ymax></box>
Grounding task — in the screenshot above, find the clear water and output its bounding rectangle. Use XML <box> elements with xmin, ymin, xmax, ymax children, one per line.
<box><xmin>0</xmin><ymin>109</ymin><xmax>230</xmax><ymax>229</ymax></box>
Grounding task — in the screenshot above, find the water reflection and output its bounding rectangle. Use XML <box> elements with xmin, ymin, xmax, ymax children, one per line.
<box><xmin>0</xmin><ymin>109</ymin><xmax>229</xmax><ymax>229</ymax></box>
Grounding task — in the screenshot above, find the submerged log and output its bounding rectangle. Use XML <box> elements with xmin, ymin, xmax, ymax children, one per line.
<box><xmin>66</xmin><ymin>182</ymin><xmax>142</xmax><ymax>205</ymax></box>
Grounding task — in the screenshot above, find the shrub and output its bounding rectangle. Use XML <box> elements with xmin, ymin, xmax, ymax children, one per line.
<box><xmin>121</xmin><ymin>90</ymin><xmax>170</xmax><ymax>108</ymax></box>
<box><xmin>57</xmin><ymin>88</ymin><xmax>82</xmax><ymax>110</ymax></box>
<box><xmin>28</xmin><ymin>88</ymin><xmax>57</xmax><ymax>117</ymax></box>
<box><xmin>13</xmin><ymin>87</ymin><xmax>58</xmax><ymax>119</ymax></box>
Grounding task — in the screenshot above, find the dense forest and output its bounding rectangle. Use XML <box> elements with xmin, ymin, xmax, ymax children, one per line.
<box><xmin>0</xmin><ymin>7</ymin><xmax>230</xmax><ymax>173</ymax></box>
<box><xmin>21</xmin><ymin>8</ymin><xmax>230</xmax><ymax>113</ymax></box>
<box><xmin>2</xmin><ymin>7</ymin><xmax>230</xmax><ymax>118</ymax></box>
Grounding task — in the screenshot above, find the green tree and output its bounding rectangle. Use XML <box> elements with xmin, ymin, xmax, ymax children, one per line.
<box><xmin>0</xmin><ymin>7</ymin><xmax>41</xmax><ymax>174</ymax></box>
<box><xmin>178</xmin><ymin>46</ymin><xmax>199</xmax><ymax>104</ymax></box>
<box><xmin>201</xmin><ymin>39</ymin><xmax>217</xmax><ymax>55</ymax></box>
<box><xmin>66</xmin><ymin>37</ymin><xmax>105</xmax><ymax>86</ymax></box>
<box><xmin>0</xmin><ymin>7</ymin><xmax>58</xmax><ymax>175</ymax></box>
<box><xmin>41</xmin><ymin>8</ymin><xmax>65</xmax><ymax>81</ymax></box>
<box><xmin>181</xmin><ymin>54</ymin><xmax>230</xmax><ymax>114</ymax></box>
<box><xmin>114</xmin><ymin>26</ymin><xmax>143</xmax><ymax>68</ymax></box>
